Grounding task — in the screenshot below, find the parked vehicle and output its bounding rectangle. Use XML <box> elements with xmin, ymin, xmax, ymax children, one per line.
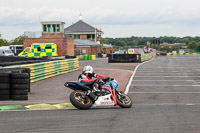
<box><xmin>128</xmin><ymin>49</ymin><xmax>134</xmax><ymax>54</ymax></box>
<box><xmin>65</xmin><ymin>76</ymin><xmax>132</xmax><ymax>109</ymax></box>
<box><xmin>9</xmin><ymin>45</ymin><xmax>23</xmax><ymax>55</ymax></box>
<box><xmin>0</xmin><ymin>49</ymin><xmax>14</xmax><ymax>56</ymax></box>
<box><xmin>18</xmin><ymin>43</ymin><xmax>57</xmax><ymax>57</ymax></box>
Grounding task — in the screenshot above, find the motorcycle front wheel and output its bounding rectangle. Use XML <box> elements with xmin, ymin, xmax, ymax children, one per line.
<box><xmin>116</xmin><ymin>92</ymin><xmax>132</xmax><ymax>108</ymax></box>
<box><xmin>70</xmin><ymin>90</ymin><xmax>92</xmax><ymax>110</ymax></box>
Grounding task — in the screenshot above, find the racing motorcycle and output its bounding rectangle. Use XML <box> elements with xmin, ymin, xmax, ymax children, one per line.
<box><xmin>65</xmin><ymin>77</ymin><xmax>132</xmax><ymax>109</ymax></box>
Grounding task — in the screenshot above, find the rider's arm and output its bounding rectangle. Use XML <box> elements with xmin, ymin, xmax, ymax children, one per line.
<box><xmin>95</xmin><ymin>73</ymin><xmax>106</xmax><ymax>79</ymax></box>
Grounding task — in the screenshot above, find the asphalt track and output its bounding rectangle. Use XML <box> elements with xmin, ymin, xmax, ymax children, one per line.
<box><xmin>1</xmin><ymin>56</ymin><xmax>200</xmax><ymax>133</ymax></box>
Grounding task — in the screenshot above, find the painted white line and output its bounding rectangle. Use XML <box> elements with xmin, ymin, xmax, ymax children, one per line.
<box><xmin>132</xmin><ymin>85</ymin><xmax>200</xmax><ymax>86</ymax></box>
<box><xmin>137</xmin><ymin>71</ymin><xmax>194</xmax><ymax>72</ymax></box>
<box><xmin>136</xmin><ymin>73</ymin><xmax>200</xmax><ymax>74</ymax></box>
<box><xmin>132</xmin><ymin>80</ymin><xmax>199</xmax><ymax>81</ymax></box>
<box><xmin>133</xmin><ymin>103</ymin><xmax>199</xmax><ymax>106</ymax></box>
<box><xmin>128</xmin><ymin>92</ymin><xmax>200</xmax><ymax>94</ymax></box>
<box><xmin>141</xmin><ymin>67</ymin><xmax>185</xmax><ymax>68</ymax></box>
<box><xmin>135</xmin><ymin>76</ymin><xmax>200</xmax><ymax>77</ymax></box>
<box><xmin>124</xmin><ymin>57</ymin><xmax>155</xmax><ymax>94</ymax></box>
<box><xmin>186</xmin><ymin>104</ymin><xmax>195</xmax><ymax>106</ymax></box>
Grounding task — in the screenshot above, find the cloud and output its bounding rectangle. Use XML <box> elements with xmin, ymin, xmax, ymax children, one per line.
<box><xmin>1</xmin><ymin>4</ymin><xmax>200</xmax><ymax>40</ymax></box>
<box><xmin>1</xmin><ymin>7</ymin><xmax>200</xmax><ymax>26</ymax></box>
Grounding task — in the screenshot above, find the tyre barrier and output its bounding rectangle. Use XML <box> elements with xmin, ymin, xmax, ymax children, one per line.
<box><xmin>0</xmin><ymin>56</ymin><xmax>76</xmax><ymax>67</ymax></box>
<box><xmin>3</xmin><ymin>58</ymin><xmax>79</xmax><ymax>83</ymax></box>
<box><xmin>108</xmin><ymin>54</ymin><xmax>141</xmax><ymax>63</ymax></box>
<box><xmin>0</xmin><ymin>69</ymin><xmax>30</xmax><ymax>101</ymax></box>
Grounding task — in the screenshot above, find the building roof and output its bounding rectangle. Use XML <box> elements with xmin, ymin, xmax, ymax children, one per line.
<box><xmin>65</xmin><ymin>20</ymin><xmax>102</xmax><ymax>33</ymax></box>
<box><xmin>41</xmin><ymin>21</ymin><xmax>65</xmax><ymax>25</ymax></box>
<box><xmin>103</xmin><ymin>44</ymin><xmax>113</xmax><ymax>48</ymax></box>
<box><xmin>74</xmin><ymin>39</ymin><xmax>101</xmax><ymax>46</ymax></box>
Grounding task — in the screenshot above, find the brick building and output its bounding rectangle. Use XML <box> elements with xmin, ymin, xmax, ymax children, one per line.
<box><xmin>65</xmin><ymin>16</ymin><xmax>113</xmax><ymax>55</ymax></box>
<box><xmin>23</xmin><ymin>18</ymin><xmax>113</xmax><ymax>56</ymax></box>
<box><xmin>23</xmin><ymin>21</ymin><xmax>74</xmax><ymax>56</ymax></box>
<box><xmin>102</xmin><ymin>44</ymin><xmax>113</xmax><ymax>54</ymax></box>
<box><xmin>74</xmin><ymin>39</ymin><xmax>102</xmax><ymax>56</ymax></box>
<box><xmin>64</xmin><ymin>19</ymin><xmax>102</xmax><ymax>43</ymax></box>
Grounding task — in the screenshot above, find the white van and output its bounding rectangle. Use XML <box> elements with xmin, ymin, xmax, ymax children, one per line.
<box><xmin>9</xmin><ymin>45</ymin><xmax>23</xmax><ymax>55</ymax></box>
<box><xmin>0</xmin><ymin>48</ymin><xmax>14</xmax><ymax>56</ymax></box>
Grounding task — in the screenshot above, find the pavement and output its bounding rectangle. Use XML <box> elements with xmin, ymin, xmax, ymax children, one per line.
<box><xmin>0</xmin><ymin>58</ymin><xmax>137</xmax><ymax>110</ymax></box>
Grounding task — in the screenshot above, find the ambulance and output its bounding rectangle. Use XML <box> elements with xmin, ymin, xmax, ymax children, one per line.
<box><xmin>18</xmin><ymin>43</ymin><xmax>57</xmax><ymax>57</ymax></box>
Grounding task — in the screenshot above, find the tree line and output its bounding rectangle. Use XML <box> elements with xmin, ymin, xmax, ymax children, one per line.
<box><xmin>0</xmin><ymin>36</ymin><xmax>24</xmax><ymax>46</ymax></box>
<box><xmin>102</xmin><ymin>36</ymin><xmax>200</xmax><ymax>52</ymax></box>
<box><xmin>1</xmin><ymin>35</ymin><xmax>199</xmax><ymax>52</ymax></box>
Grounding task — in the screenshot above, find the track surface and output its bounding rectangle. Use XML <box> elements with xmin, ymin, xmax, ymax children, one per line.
<box><xmin>1</xmin><ymin>56</ymin><xmax>200</xmax><ymax>133</ymax></box>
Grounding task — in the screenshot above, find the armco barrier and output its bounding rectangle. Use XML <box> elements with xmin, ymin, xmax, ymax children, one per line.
<box><xmin>4</xmin><ymin>58</ymin><xmax>79</xmax><ymax>83</ymax></box>
<box><xmin>108</xmin><ymin>54</ymin><xmax>141</xmax><ymax>63</ymax></box>
<box><xmin>167</xmin><ymin>53</ymin><xmax>200</xmax><ymax>56</ymax></box>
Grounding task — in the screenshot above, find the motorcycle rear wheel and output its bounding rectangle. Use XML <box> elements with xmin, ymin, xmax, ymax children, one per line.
<box><xmin>70</xmin><ymin>90</ymin><xmax>92</xmax><ymax>110</ymax></box>
<box><xmin>116</xmin><ymin>92</ymin><xmax>132</xmax><ymax>108</ymax></box>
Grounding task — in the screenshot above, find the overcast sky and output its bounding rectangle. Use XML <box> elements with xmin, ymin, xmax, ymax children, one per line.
<box><xmin>0</xmin><ymin>0</ymin><xmax>200</xmax><ymax>40</ymax></box>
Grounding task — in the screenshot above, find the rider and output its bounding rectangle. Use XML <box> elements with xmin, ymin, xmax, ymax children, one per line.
<box><xmin>78</xmin><ymin>65</ymin><xmax>105</xmax><ymax>81</ymax></box>
<box><xmin>78</xmin><ymin>65</ymin><xmax>106</xmax><ymax>91</ymax></box>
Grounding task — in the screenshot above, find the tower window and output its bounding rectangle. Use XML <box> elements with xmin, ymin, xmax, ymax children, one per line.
<box><xmin>56</xmin><ymin>24</ymin><xmax>60</xmax><ymax>32</ymax></box>
<box><xmin>47</xmin><ymin>24</ymin><xmax>51</xmax><ymax>32</ymax></box>
<box><xmin>52</xmin><ymin>24</ymin><xmax>56</xmax><ymax>32</ymax></box>
<box><xmin>74</xmin><ymin>35</ymin><xmax>80</xmax><ymax>39</ymax></box>
<box><xmin>43</xmin><ymin>25</ymin><xmax>47</xmax><ymax>32</ymax></box>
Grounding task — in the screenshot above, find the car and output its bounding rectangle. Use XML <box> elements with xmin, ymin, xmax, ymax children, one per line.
<box><xmin>0</xmin><ymin>49</ymin><xmax>14</xmax><ymax>56</ymax></box>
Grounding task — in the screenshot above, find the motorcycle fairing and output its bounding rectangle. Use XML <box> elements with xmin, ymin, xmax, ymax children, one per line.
<box><xmin>101</xmin><ymin>86</ymin><xmax>117</xmax><ymax>106</ymax></box>
<box><xmin>92</xmin><ymin>94</ymin><xmax>115</xmax><ymax>107</ymax></box>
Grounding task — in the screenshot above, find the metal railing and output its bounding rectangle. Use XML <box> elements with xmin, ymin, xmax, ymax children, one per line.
<box><xmin>24</xmin><ymin>31</ymin><xmax>42</xmax><ymax>38</ymax></box>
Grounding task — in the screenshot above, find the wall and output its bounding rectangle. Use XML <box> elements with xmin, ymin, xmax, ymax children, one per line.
<box><xmin>80</xmin><ymin>34</ymin><xmax>87</xmax><ymax>40</ymax></box>
<box><xmin>23</xmin><ymin>37</ymin><xmax>74</xmax><ymax>56</ymax></box>
<box><xmin>41</xmin><ymin>33</ymin><xmax>64</xmax><ymax>38</ymax></box>
<box><xmin>75</xmin><ymin>46</ymin><xmax>91</xmax><ymax>55</ymax></box>
<box><xmin>75</xmin><ymin>45</ymin><xmax>101</xmax><ymax>55</ymax></box>
<box><xmin>103</xmin><ymin>47</ymin><xmax>114</xmax><ymax>54</ymax></box>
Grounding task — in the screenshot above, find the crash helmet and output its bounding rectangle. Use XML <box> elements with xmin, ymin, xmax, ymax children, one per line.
<box><xmin>82</xmin><ymin>65</ymin><xmax>94</xmax><ymax>73</ymax></box>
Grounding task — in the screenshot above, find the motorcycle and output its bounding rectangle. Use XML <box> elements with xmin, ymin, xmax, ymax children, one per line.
<box><xmin>64</xmin><ymin>77</ymin><xmax>132</xmax><ymax>109</ymax></box>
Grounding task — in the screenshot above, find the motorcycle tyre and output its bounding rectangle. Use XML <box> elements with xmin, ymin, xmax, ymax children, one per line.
<box><xmin>116</xmin><ymin>93</ymin><xmax>132</xmax><ymax>108</ymax></box>
<box><xmin>70</xmin><ymin>90</ymin><xmax>92</xmax><ymax>110</ymax></box>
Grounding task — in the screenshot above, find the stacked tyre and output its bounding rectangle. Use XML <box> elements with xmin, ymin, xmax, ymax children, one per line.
<box><xmin>0</xmin><ymin>72</ymin><xmax>11</xmax><ymax>100</ymax></box>
<box><xmin>10</xmin><ymin>73</ymin><xmax>29</xmax><ymax>100</ymax></box>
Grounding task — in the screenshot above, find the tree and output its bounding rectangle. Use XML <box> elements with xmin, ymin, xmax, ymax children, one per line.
<box><xmin>188</xmin><ymin>41</ymin><xmax>197</xmax><ymax>50</ymax></box>
<box><xmin>195</xmin><ymin>42</ymin><xmax>200</xmax><ymax>52</ymax></box>
<box><xmin>10</xmin><ymin>35</ymin><xmax>24</xmax><ymax>45</ymax></box>
<box><xmin>0</xmin><ymin>39</ymin><xmax>9</xmax><ymax>46</ymax></box>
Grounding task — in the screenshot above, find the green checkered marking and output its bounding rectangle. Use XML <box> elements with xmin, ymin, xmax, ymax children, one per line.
<box><xmin>33</xmin><ymin>45</ymin><xmax>40</xmax><ymax>48</ymax></box>
<box><xmin>46</xmin><ymin>53</ymin><xmax>52</xmax><ymax>56</ymax></box>
<box><xmin>46</xmin><ymin>44</ymin><xmax>52</xmax><ymax>47</ymax></box>
<box><xmin>34</xmin><ymin>53</ymin><xmax>40</xmax><ymax>56</ymax></box>
<box><xmin>41</xmin><ymin>49</ymin><xmax>46</xmax><ymax>52</ymax></box>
